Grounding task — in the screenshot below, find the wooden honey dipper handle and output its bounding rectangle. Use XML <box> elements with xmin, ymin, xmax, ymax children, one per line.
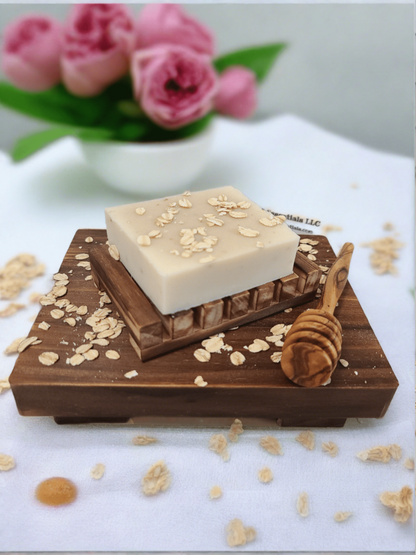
<box><xmin>316</xmin><ymin>242</ymin><xmax>354</xmax><ymax>315</ymax></box>
<box><xmin>280</xmin><ymin>242</ymin><xmax>354</xmax><ymax>387</ymax></box>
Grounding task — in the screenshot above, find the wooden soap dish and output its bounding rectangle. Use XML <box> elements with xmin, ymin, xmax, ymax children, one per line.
<box><xmin>89</xmin><ymin>245</ymin><xmax>323</xmax><ymax>361</ymax></box>
<box><xmin>9</xmin><ymin>230</ymin><xmax>398</xmax><ymax>427</ymax></box>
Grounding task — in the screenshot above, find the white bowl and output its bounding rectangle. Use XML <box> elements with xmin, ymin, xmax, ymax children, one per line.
<box><xmin>80</xmin><ymin>124</ymin><xmax>214</xmax><ymax>196</ymax></box>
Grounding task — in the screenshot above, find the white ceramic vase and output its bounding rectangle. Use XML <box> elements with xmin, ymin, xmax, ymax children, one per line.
<box><xmin>80</xmin><ymin>124</ymin><xmax>214</xmax><ymax>196</ymax></box>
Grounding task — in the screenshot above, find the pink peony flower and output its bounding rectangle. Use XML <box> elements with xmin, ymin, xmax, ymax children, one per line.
<box><xmin>2</xmin><ymin>15</ymin><xmax>62</xmax><ymax>91</ymax></box>
<box><xmin>136</xmin><ymin>4</ymin><xmax>214</xmax><ymax>57</ymax></box>
<box><xmin>132</xmin><ymin>45</ymin><xmax>218</xmax><ymax>129</ymax></box>
<box><xmin>62</xmin><ymin>4</ymin><xmax>135</xmax><ymax>97</ymax></box>
<box><xmin>214</xmin><ymin>66</ymin><xmax>257</xmax><ymax>119</ymax></box>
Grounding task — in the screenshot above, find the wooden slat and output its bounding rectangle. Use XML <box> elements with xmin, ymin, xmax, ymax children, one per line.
<box><xmin>279</xmin><ymin>273</ymin><xmax>299</xmax><ymax>301</ymax></box>
<box><xmin>89</xmin><ymin>245</ymin><xmax>163</xmax><ymax>350</ymax></box>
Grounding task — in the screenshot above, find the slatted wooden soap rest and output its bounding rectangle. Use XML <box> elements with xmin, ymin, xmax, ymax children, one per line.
<box><xmin>9</xmin><ymin>229</ymin><xmax>398</xmax><ymax>427</ymax></box>
<box><xmin>89</xmin><ymin>241</ymin><xmax>322</xmax><ymax>361</ymax></box>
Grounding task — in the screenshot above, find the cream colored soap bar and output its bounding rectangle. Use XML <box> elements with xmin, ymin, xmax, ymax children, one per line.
<box><xmin>105</xmin><ymin>186</ymin><xmax>299</xmax><ymax>315</ymax></box>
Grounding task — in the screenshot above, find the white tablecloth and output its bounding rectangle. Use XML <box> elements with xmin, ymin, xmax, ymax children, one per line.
<box><xmin>0</xmin><ymin>114</ymin><xmax>414</xmax><ymax>551</ymax></box>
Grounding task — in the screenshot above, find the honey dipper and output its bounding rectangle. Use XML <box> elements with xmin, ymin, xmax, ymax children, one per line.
<box><xmin>281</xmin><ymin>242</ymin><xmax>354</xmax><ymax>387</ymax></box>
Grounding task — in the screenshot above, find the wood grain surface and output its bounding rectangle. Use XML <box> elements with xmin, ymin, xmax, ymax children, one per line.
<box><xmin>9</xmin><ymin>230</ymin><xmax>398</xmax><ymax>427</ymax></box>
<box><xmin>281</xmin><ymin>243</ymin><xmax>354</xmax><ymax>388</ymax></box>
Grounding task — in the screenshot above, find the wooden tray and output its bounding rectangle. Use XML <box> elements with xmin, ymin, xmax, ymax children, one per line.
<box><xmin>9</xmin><ymin>229</ymin><xmax>398</xmax><ymax>427</ymax></box>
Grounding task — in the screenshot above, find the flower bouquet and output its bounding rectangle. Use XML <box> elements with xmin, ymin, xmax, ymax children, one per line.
<box><xmin>0</xmin><ymin>4</ymin><xmax>286</xmax><ymax>162</ymax></box>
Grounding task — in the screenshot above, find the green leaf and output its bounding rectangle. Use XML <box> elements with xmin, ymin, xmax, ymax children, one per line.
<box><xmin>137</xmin><ymin>112</ymin><xmax>214</xmax><ymax>143</ymax></box>
<box><xmin>213</xmin><ymin>43</ymin><xmax>287</xmax><ymax>83</ymax></box>
<box><xmin>114</xmin><ymin>121</ymin><xmax>148</xmax><ymax>141</ymax></box>
<box><xmin>12</xmin><ymin>126</ymin><xmax>113</xmax><ymax>162</ymax></box>
<box><xmin>0</xmin><ymin>82</ymin><xmax>111</xmax><ymax>126</ymax></box>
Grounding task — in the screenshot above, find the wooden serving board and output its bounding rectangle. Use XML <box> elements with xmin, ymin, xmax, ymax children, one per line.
<box><xmin>9</xmin><ymin>229</ymin><xmax>398</xmax><ymax>427</ymax></box>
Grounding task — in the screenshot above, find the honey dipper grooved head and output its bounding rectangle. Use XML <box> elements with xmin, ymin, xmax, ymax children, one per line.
<box><xmin>281</xmin><ymin>342</ymin><xmax>334</xmax><ymax>387</ymax></box>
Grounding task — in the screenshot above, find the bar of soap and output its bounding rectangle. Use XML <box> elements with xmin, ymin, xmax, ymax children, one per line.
<box><xmin>105</xmin><ymin>186</ymin><xmax>299</xmax><ymax>314</ymax></box>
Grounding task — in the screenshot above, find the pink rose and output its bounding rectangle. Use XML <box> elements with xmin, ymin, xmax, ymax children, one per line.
<box><xmin>214</xmin><ymin>66</ymin><xmax>257</xmax><ymax>119</ymax></box>
<box><xmin>2</xmin><ymin>15</ymin><xmax>62</xmax><ymax>91</ymax></box>
<box><xmin>62</xmin><ymin>4</ymin><xmax>135</xmax><ymax>97</ymax></box>
<box><xmin>136</xmin><ymin>4</ymin><xmax>214</xmax><ymax>57</ymax></box>
<box><xmin>132</xmin><ymin>45</ymin><xmax>218</xmax><ymax>129</ymax></box>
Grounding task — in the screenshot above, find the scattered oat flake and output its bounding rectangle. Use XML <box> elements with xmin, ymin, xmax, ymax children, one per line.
<box><xmin>230</xmin><ymin>351</ymin><xmax>245</xmax><ymax>366</ymax></box>
<box><xmin>142</xmin><ymin>460</ymin><xmax>171</xmax><ymax>496</ymax></box>
<box><xmin>90</xmin><ymin>463</ymin><xmax>105</xmax><ymax>480</ymax></box>
<box><xmin>194</xmin><ymin>348</ymin><xmax>211</xmax><ymax>363</ymax></box>
<box><xmin>253</xmin><ymin>338</ymin><xmax>269</xmax><ymax>351</ymax></box>
<box><xmin>178</xmin><ymin>198</ymin><xmax>192</xmax><ymax>208</ymax></box>
<box><xmin>357</xmin><ymin>445</ymin><xmax>402</xmax><ymax>463</ymax></box>
<box><xmin>76</xmin><ymin>305</ymin><xmax>88</xmax><ymax>316</ymax></box>
<box><xmin>0</xmin><ymin>454</ymin><xmax>15</xmax><ymax>471</ymax></box>
<box><xmin>209</xmin><ymin>433</ymin><xmax>229</xmax><ymax>461</ymax></box>
<box><xmin>339</xmin><ymin>359</ymin><xmax>349</xmax><ymax>367</ymax></box>
<box><xmin>334</xmin><ymin>511</ymin><xmax>353</xmax><ymax>522</ymax></box>
<box><xmin>321</xmin><ymin>224</ymin><xmax>343</xmax><ymax>234</ymax></box>
<box><xmin>210</xmin><ymin>485</ymin><xmax>222</xmax><ymax>499</ymax></box>
<box><xmin>203</xmin><ymin>336</ymin><xmax>224</xmax><ymax>353</ymax></box>
<box><xmin>137</xmin><ymin>235</ymin><xmax>151</xmax><ymax>247</ymax></box>
<box><xmin>259</xmin><ymin>217</ymin><xmax>278</xmax><ymax>227</ymax></box>
<box><xmin>17</xmin><ymin>336</ymin><xmax>38</xmax><ymax>353</ymax></box>
<box><xmin>296</xmin><ymin>430</ymin><xmax>315</xmax><ymax>450</ymax></box>
<box><xmin>38</xmin><ymin>352</ymin><xmax>59</xmax><ymax>366</ymax></box>
<box><xmin>64</xmin><ymin>317</ymin><xmax>76</xmax><ymax>327</ymax></box>
<box><xmin>228</xmin><ymin>419</ymin><xmax>244</xmax><ymax>442</ymax></box>
<box><xmin>260</xmin><ymin>435</ymin><xmax>283</xmax><ymax>455</ymax></box>
<box><xmin>361</xmin><ymin>236</ymin><xmax>404</xmax><ymax>275</ymax></box>
<box><xmin>270</xmin><ymin>323</ymin><xmax>285</xmax><ymax>335</ymax></box>
<box><xmin>199</xmin><ymin>255</ymin><xmax>215</xmax><ymax>264</ymax></box>
<box><xmin>270</xmin><ymin>352</ymin><xmax>282</xmax><ymax>364</ymax></box>
<box><xmin>229</xmin><ymin>211</ymin><xmax>247</xmax><ymax>219</ymax></box>
<box><xmin>75</xmin><ymin>344</ymin><xmax>92</xmax><ymax>355</ymax></box>
<box><xmin>38</xmin><ymin>321</ymin><xmax>50</xmax><ymax>331</ymax></box>
<box><xmin>108</xmin><ymin>244</ymin><xmax>120</xmax><ymax>261</ymax></box>
<box><xmin>4</xmin><ymin>336</ymin><xmax>26</xmax><ymax>355</ymax></box>
<box><xmin>322</xmin><ymin>441</ymin><xmax>339</xmax><ymax>457</ymax></box>
<box><xmin>83</xmin><ymin>349</ymin><xmax>99</xmax><ymax>361</ymax></box>
<box><xmin>50</xmin><ymin>309</ymin><xmax>64</xmax><ymax>320</ymax></box>
<box><xmin>404</xmin><ymin>458</ymin><xmax>414</xmax><ymax>470</ymax></box>
<box><xmin>53</xmin><ymin>273</ymin><xmax>68</xmax><ymax>281</ymax></box>
<box><xmin>0</xmin><ymin>302</ymin><xmax>25</xmax><ymax>318</ymax></box>
<box><xmin>0</xmin><ymin>253</ymin><xmax>45</xmax><ymax>300</ymax></box>
<box><xmin>297</xmin><ymin>492</ymin><xmax>309</xmax><ymax>517</ymax></box>
<box><xmin>284</xmin><ymin>308</ymin><xmax>292</xmax><ymax>313</ymax></box>
<box><xmin>85</xmin><ymin>236</ymin><xmax>94</xmax><ymax>243</ymax></box>
<box><xmin>247</xmin><ymin>342</ymin><xmax>262</xmax><ymax>353</ymax></box>
<box><xmin>257</xmin><ymin>466</ymin><xmax>273</xmax><ymax>484</ymax></box>
<box><xmin>226</xmin><ymin>519</ymin><xmax>256</xmax><ymax>547</ymax></box>
<box><xmin>379</xmin><ymin>486</ymin><xmax>413</xmax><ymax>523</ymax></box>
<box><xmin>238</xmin><ymin>226</ymin><xmax>260</xmax><ymax>238</ymax></box>
<box><xmin>194</xmin><ymin>375</ymin><xmax>208</xmax><ymax>387</ymax></box>
<box><xmin>135</xmin><ymin>207</ymin><xmax>146</xmax><ymax>215</ymax></box>
<box><xmin>0</xmin><ymin>379</ymin><xmax>11</xmax><ymax>394</ymax></box>
<box><xmin>105</xmin><ymin>350</ymin><xmax>120</xmax><ymax>360</ymax></box>
<box><xmin>68</xmin><ymin>353</ymin><xmax>85</xmax><ymax>366</ymax></box>
<box><xmin>75</xmin><ymin>253</ymin><xmax>89</xmax><ymax>260</ymax></box>
<box><xmin>85</xmin><ymin>275</ymin><xmax>93</xmax><ymax>281</ymax></box>
<box><xmin>388</xmin><ymin>444</ymin><xmax>402</xmax><ymax>461</ymax></box>
<box><xmin>148</xmin><ymin>230</ymin><xmax>162</xmax><ymax>239</ymax></box>
<box><xmin>29</xmin><ymin>292</ymin><xmax>43</xmax><ymax>303</ymax></box>
<box><xmin>132</xmin><ymin>435</ymin><xmax>157</xmax><ymax>445</ymax></box>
